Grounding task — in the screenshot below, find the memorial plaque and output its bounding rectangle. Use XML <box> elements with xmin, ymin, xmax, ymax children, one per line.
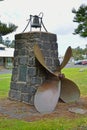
<box><xmin>19</xmin><ymin>65</ymin><xmax>27</xmax><ymax>82</ymax></box>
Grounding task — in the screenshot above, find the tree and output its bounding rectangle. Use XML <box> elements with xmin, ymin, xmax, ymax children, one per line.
<box><xmin>0</xmin><ymin>22</ymin><xmax>18</xmax><ymax>36</ymax></box>
<box><xmin>72</xmin><ymin>46</ymin><xmax>84</xmax><ymax>60</ymax></box>
<box><xmin>72</xmin><ymin>4</ymin><xmax>87</xmax><ymax>37</ymax></box>
<box><xmin>72</xmin><ymin>45</ymin><xmax>87</xmax><ymax>60</ymax></box>
<box><xmin>0</xmin><ymin>0</ymin><xmax>18</xmax><ymax>43</ymax></box>
<box><xmin>0</xmin><ymin>22</ymin><xmax>18</xmax><ymax>44</ymax></box>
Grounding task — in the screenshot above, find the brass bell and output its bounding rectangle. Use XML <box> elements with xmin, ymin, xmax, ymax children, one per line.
<box><xmin>31</xmin><ymin>15</ymin><xmax>41</xmax><ymax>28</ymax></box>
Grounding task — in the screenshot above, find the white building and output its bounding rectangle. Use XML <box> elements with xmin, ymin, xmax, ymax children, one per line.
<box><xmin>0</xmin><ymin>44</ymin><xmax>14</xmax><ymax>68</ymax></box>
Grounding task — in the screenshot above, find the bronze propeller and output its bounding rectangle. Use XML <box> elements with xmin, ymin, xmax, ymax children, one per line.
<box><xmin>33</xmin><ymin>44</ymin><xmax>80</xmax><ymax>113</ymax></box>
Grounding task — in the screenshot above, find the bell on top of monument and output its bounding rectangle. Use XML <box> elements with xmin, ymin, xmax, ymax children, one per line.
<box><xmin>23</xmin><ymin>12</ymin><xmax>47</xmax><ymax>32</ymax></box>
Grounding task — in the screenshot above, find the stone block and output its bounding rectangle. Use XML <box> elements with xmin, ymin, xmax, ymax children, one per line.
<box><xmin>43</xmin><ymin>42</ymin><xmax>51</xmax><ymax>50</ymax></box>
<box><xmin>19</xmin><ymin>49</ymin><xmax>29</xmax><ymax>56</ymax></box>
<box><xmin>28</xmin><ymin>57</ymin><xmax>35</xmax><ymax>66</ymax></box>
<box><xmin>21</xmin><ymin>86</ymin><xmax>36</xmax><ymax>95</ymax></box>
<box><xmin>10</xmin><ymin>82</ymin><xmax>18</xmax><ymax>90</ymax></box>
<box><xmin>18</xmin><ymin>56</ymin><xmax>28</xmax><ymax>65</ymax></box>
<box><xmin>45</xmin><ymin>58</ymin><xmax>52</xmax><ymax>66</ymax></box>
<box><xmin>9</xmin><ymin>89</ymin><xmax>21</xmax><ymax>101</ymax></box>
<box><xmin>51</xmin><ymin>43</ymin><xmax>58</xmax><ymax>50</ymax></box>
<box><xmin>21</xmin><ymin>93</ymin><xmax>31</xmax><ymax>103</ymax></box>
<box><xmin>27</xmin><ymin>67</ymin><xmax>36</xmax><ymax>76</ymax></box>
<box><xmin>31</xmin><ymin>77</ymin><xmax>42</xmax><ymax>85</ymax></box>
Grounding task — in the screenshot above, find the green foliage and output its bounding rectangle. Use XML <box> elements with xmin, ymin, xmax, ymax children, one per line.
<box><xmin>0</xmin><ymin>21</ymin><xmax>18</xmax><ymax>45</ymax></box>
<box><xmin>72</xmin><ymin>46</ymin><xmax>84</xmax><ymax>60</ymax></box>
<box><xmin>84</xmin><ymin>46</ymin><xmax>87</xmax><ymax>57</ymax></box>
<box><xmin>72</xmin><ymin>46</ymin><xmax>87</xmax><ymax>60</ymax></box>
<box><xmin>72</xmin><ymin>4</ymin><xmax>87</xmax><ymax>37</ymax></box>
<box><xmin>0</xmin><ymin>22</ymin><xmax>18</xmax><ymax>36</ymax></box>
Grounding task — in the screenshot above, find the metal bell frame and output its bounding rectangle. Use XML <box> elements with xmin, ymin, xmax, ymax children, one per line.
<box><xmin>23</xmin><ymin>12</ymin><xmax>47</xmax><ymax>32</ymax></box>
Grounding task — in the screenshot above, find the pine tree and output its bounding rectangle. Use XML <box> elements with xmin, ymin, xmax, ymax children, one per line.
<box><xmin>72</xmin><ymin>4</ymin><xmax>87</xmax><ymax>37</ymax></box>
<box><xmin>0</xmin><ymin>22</ymin><xmax>18</xmax><ymax>36</ymax></box>
<box><xmin>0</xmin><ymin>0</ymin><xmax>18</xmax><ymax>43</ymax></box>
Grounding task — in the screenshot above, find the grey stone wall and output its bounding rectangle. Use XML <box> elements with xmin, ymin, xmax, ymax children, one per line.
<box><xmin>9</xmin><ymin>32</ymin><xmax>60</xmax><ymax>105</ymax></box>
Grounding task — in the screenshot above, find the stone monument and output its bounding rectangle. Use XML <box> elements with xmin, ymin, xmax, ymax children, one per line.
<box><xmin>9</xmin><ymin>31</ymin><xmax>60</xmax><ymax>105</ymax></box>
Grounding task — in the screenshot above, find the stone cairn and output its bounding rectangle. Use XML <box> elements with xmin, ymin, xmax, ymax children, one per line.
<box><xmin>9</xmin><ymin>32</ymin><xmax>60</xmax><ymax>105</ymax></box>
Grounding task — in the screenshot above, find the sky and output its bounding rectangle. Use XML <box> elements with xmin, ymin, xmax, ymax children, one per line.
<box><xmin>0</xmin><ymin>0</ymin><xmax>87</xmax><ymax>56</ymax></box>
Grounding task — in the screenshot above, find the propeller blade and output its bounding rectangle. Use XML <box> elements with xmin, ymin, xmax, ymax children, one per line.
<box><xmin>34</xmin><ymin>80</ymin><xmax>61</xmax><ymax>113</ymax></box>
<box><xmin>60</xmin><ymin>78</ymin><xmax>80</xmax><ymax>103</ymax></box>
<box><xmin>60</xmin><ymin>46</ymin><xmax>72</xmax><ymax>70</ymax></box>
<box><xmin>34</xmin><ymin>44</ymin><xmax>61</xmax><ymax>113</ymax></box>
<box><xmin>34</xmin><ymin>44</ymin><xmax>58</xmax><ymax>77</ymax></box>
<box><xmin>54</xmin><ymin>46</ymin><xmax>72</xmax><ymax>76</ymax></box>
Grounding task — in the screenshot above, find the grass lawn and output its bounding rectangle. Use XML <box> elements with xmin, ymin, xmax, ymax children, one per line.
<box><xmin>0</xmin><ymin>117</ymin><xmax>87</xmax><ymax>130</ymax></box>
<box><xmin>0</xmin><ymin>74</ymin><xmax>11</xmax><ymax>98</ymax></box>
<box><xmin>0</xmin><ymin>67</ymin><xmax>87</xmax><ymax>130</ymax></box>
<box><xmin>62</xmin><ymin>67</ymin><xmax>87</xmax><ymax>96</ymax></box>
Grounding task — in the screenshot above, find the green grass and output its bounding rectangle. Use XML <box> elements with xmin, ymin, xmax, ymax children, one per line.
<box><xmin>62</xmin><ymin>67</ymin><xmax>87</xmax><ymax>96</ymax></box>
<box><xmin>0</xmin><ymin>74</ymin><xmax>11</xmax><ymax>98</ymax></box>
<box><xmin>0</xmin><ymin>117</ymin><xmax>87</xmax><ymax>130</ymax></box>
<box><xmin>0</xmin><ymin>68</ymin><xmax>87</xmax><ymax>130</ymax></box>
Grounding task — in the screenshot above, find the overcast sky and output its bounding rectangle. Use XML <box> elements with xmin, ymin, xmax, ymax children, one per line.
<box><xmin>0</xmin><ymin>0</ymin><xmax>87</xmax><ymax>56</ymax></box>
